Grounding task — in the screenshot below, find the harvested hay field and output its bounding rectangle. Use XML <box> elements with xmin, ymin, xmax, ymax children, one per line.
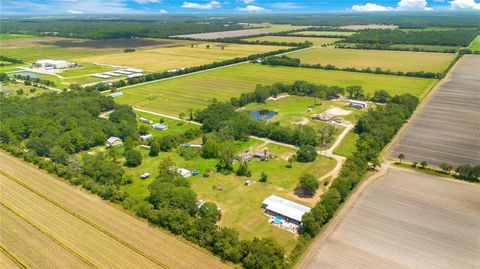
<box><xmin>171</xmin><ymin>24</ymin><xmax>306</xmax><ymax>39</ymax></box>
<box><xmin>288</xmin><ymin>47</ymin><xmax>455</xmax><ymax>73</ymax></box>
<box><xmin>114</xmin><ymin>63</ymin><xmax>435</xmax><ymax>116</ymax></box>
<box><xmin>339</xmin><ymin>24</ymin><xmax>398</xmax><ymax>30</ymax></box>
<box><xmin>242</xmin><ymin>36</ymin><xmax>340</xmax><ymax>45</ymax></box>
<box><xmin>0</xmin><ymin>151</ymin><xmax>231</xmax><ymax>269</ymax></box>
<box><xmin>300</xmin><ymin>168</ymin><xmax>480</xmax><ymax>269</ymax></box>
<box><xmin>390</xmin><ymin>55</ymin><xmax>480</xmax><ymax>167</ymax></box>
<box><xmin>290</xmin><ymin>31</ymin><xmax>355</xmax><ymax>37</ymax></box>
<box><xmin>74</xmin><ymin>43</ymin><xmax>289</xmax><ymax>71</ymax></box>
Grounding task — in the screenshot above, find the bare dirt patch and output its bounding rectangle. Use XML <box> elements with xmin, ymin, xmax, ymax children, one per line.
<box><xmin>301</xmin><ymin>168</ymin><xmax>480</xmax><ymax>269</ymax></box>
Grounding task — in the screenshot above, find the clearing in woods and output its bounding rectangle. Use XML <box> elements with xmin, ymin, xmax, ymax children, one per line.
<box><xmin>113</xmin><ymin>63</ymin><xmax>436</xmax><ymax>116</ymax></box>
<box><xmin>0</xmin><ymin>151</ymin><xmax>232</xmax><ymax>269</ymax></box>
<box><xmin>287</xmin><ymin>47</ymin><xmax>455</xmax><ymax>73</ymax></box>
<box><xmin>289</xmin><ymin>31</ymin><xmax>355</xmax><ymax>37</ymax></box>
<box><xmin>242</xmin><ymin>36</ymin><xmax>341</xmax><ymax>45</ymax></box>
<box><xmin>299</xmin><ymin>167</ymin><xmax>480</xmax><ymax>269</ymax></box>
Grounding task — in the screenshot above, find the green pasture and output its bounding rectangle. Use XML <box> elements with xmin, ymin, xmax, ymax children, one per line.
<box><xmin>242</xmin><ymin>36</ymin><xmax>341</xmax><ymax>45</ymax></box>
<box><xmin>59</xmin><ymin>63</ymin><xmax>113</xmax><ymax>77</ymax></box>
<box><xmin>135</xmin><ymin>111</ymin><xmax>201</xmax><ymax>138</ymax></box>
<box><xmin>333</xmin><ymin>130</ymin><xmax>358</xmax><ymax>158</ymax></box>
<box><xmin>468</xmin><ymin>35</ymin><xmax>480</xmax><ymax>51</ymax></box>
<box><xmin>0</xmin><ymin>46</ymin><xmax>107</xmax><ymax>63</ymax></box>
<box><xmin>0</xmin><ymin>34</ymin><xmax>37</xmax><ymax>40</ymax></box>
<box><xmin>114</xmin><ymin>63</ymin><xmax>436</xmax><ymax>116</ymax></box>
<box><xmin>288</xmin><ymin>47</ymin><xmax>455</xmax><ymax>73</ymax></box>
<box><xmin>389</xmin><ymin>44</ymin><xmax>462</xmax><ymax>52</ymax></box>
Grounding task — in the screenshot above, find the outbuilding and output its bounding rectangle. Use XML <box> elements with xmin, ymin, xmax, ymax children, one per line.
<box><xmin>152</xmin><ymin>123</ymin><xmax>168</xmax><ymax>130</ymax></box>
<box><xmin>177</xmin><ymin>168</ymin><xmax>192</xmax><ymax>178</ymax></box>
<box><xmin>140</xmin><ymin>134</ymin><xmax>153</xmax><ymax>141</ymax></box>
<box><xmin>350</xmin><ymin>100</ymin><xmax>368</xmax><ymax>109</ymax></box>
<box><xmin>262</xmin><ymin>195</ymin><xmax>311</xmax><ymax>225</ymax></box>
<box><xmin>106</xmin><ymin>136</ymin><xmax>123</xmax><ymax>147</ymax></box>
<box><xmin>34</xmin><ymin>59</ymin><xmax>74</xmax><ymax>69</ymax></box>
<box><xmin>139</xmin><ymin>117</ymin><xmax>153</xmax><ymax>124</ymax></box>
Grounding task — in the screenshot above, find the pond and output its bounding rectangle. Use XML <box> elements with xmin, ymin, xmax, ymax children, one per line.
<box><xmin>8</xmin><ymin>71</ymin><xmax>44</xmax><ymax>78</ymax></box>
<box><xmin>249</xmin><ymin>109</ymin><xmax>277</xmax><ymax>121</ymax></box>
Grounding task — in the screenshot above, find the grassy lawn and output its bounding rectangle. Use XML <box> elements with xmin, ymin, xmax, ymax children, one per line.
<box><xmin>389</xmin><ymin>44</ymin><xmax>462</xmax><ymax>52</ymax></box>
<box><xmin>333</xmin><ymin>130</ymin><xmax>358</xmax><ymax>157</ymax></box>
<box><xmin>242</xmin><ymin>36</ymin><xmax>341</xmax><ymax>45</ymax></box>
<box><xmin>0</xmin><ymin>64</ymin><xmax>25</xmax><ymax>73</ymax></box>
<box><xmin>0</xmin><ymin>46</ymin><xmax>108</xmax><ymax>63</ymax></box>
<box><xmin>113</xmin><ymin>63</ymin><xmax>436</xmax><ymax>116</ymax></box>
<box><xmin>0</xmin><ymin>82</ymin><xmax>53</xmax><ymax>97</ymax></box>
<box><xmin>468</xmin><ymin>35</ymin><xmax>480</xmax><ymax>52</ymax></box>
<box><xmin>73</xmin><ymin>43</ymin><xmax>289</xmax><ymax>72</ymax></box>
<box><xmin>288</xmin><ymin>47</ymin><xmax>455</xmax><ymax>73</ymax></box>
<box><xmin>0</xmin><ymin>34</ymin><xmax>37</xmax><ymax>40</ymax></box>
<box><xmin>59</xmin><ymin>63</ymin><xmax>113</xmax><ymax>77</ymax></box>
<box><xmin>135</xmin><ymin>111</ymin><xmax>201</xmax><ymax>138</ymax></box>
<box><xmin>120</xmin><ymin>136</ymin><xmax>336</xmax><ymax>254</ymax></box>
<box><xmin>290</xmin><ymin>31</ymin><xmax>355</xmax><ymax>37</ymax></box>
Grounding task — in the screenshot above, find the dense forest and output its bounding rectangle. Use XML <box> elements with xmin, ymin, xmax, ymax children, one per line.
<box><xmin>0</xmin><ymin>20</ymin><xmax>243</xmax><ymax>39</ymax></box>
<box><xmin>343</xmin><ymin>29</ymin><xmax>477</xmax><ymax>46</ymax></box>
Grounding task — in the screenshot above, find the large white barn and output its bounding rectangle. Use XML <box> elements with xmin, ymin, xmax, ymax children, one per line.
<box><xmin>262</xmin><ymin>195</ymin><xmax>311</xmax><ymax>225</ymax></box>
<box><xmin>34</xmin><ymin>59</ymin><xmax>74</xmax><ymax>69</ymax></box>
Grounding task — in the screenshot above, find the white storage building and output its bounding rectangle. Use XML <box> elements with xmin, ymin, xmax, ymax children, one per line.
<box><xmin>262</xmin><ymin>195</ymin><xmax>311</xmax><ymax>224</ymax></box>
<box><xmin>34</xmin><ymin>59</ymin><xmax>74</xmax><ymax>69</ymax></box>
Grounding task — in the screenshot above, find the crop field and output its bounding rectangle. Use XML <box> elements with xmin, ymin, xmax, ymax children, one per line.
<box><xmin>120</xmin><ymin>138</ymin><xmax>335</xmax><ymax>253</ymax></box>
<box><xmin>468</xmin><ymin>35</ymin><xmax>480</xmax><ymax>51</ymax></box>
<box><xmin>401</xmin><ymin>27</ymin><xmax>477</xmax><ymax>32</ymax></box>
<box><xmin>171</xmin><ymin>24</ymin><xmax>307</xmax><ymax>39</ymax></box>
<box><xmin>390</xmin><ymin>55</ymin><xmax>480</xmax><ymax>167</ymax></box>
<box><xmin>0</xmin><ymin>34</ymin><xmax>36</xmax><ymax>40</ymax></box>
<box><xmin>290</xmin><ymin>31</ymin><xmax>355</xmax><ymax>37</ymax></box>
<box><xmin>338</xmin><ymin>24</ymin><xmax>398</xmax><ymax>30</ymax></box>
<box><xmin>242</xmin><ymin>36</ymin><xmax>341</xmax><ymax>45</ymax></box>
<box><xmin>74</xmin><ymin>43</ymin><xmax>289</xmax><ymax>72</ymax></box>
<box><xmin>390</xmin><ymin>44</ymin><xmax>462</xmax><ymax>52</ymax></box>
<box><xmin>0</xmin><ymin>151</ymin><xmax>231</xmax><ymax>269</ymax></box>
<box><xmin>113</xmin><ymin>63</ymin><xmax>436</xmax><ymax>116</ymax></box>
<box><xmin>288</xmin><ymin>47</ymin><xmax>455</xmax><ymax>72</ymax></box>
<box><xmin>300</xmin><ymin>168</ymin><xmax>480</xmax><ymax>269</ymax></box>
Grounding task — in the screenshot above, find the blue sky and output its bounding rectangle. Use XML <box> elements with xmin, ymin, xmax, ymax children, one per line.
<box><xmin>2</xmin><ymin>0</ymin><xmax>480</xmax><ymax>14</ymax></box>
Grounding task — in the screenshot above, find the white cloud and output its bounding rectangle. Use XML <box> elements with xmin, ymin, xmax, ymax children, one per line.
<box><xmin>159</xmin><ymin>8</ymin><xmax>167</xmax><ymax>13</ymax></box>
<box><xmin>351</xmin><ymin>0</ymin><xmax>433</xmax><ymax>11</ymax></box>
<box><xmin>182</xmin><ymin>1</ymin><xmax>221</xmax><ymax>9</ymax></box>
<box><xmin>397</xmin><ymin>0</ymin><xmax>430</xmax><ymax>10</ymax></box>
<box><xmin>239</xmin><ymin>0</ymin><xmax>255</xmax><ymax>4</ymax></box>
<box><xmin>449</xmin><ymin>0</ymin><xmax>480</xmax><ymax>9</ymax></box>
<box><xmin>269</xmin><ymin>2</ymin><xmax>302</xmax><ymax>9</ymax></box>
<box><xmin>67</xmin><ymin>9</ymin><xmax>83</xmax><ymax>13</ymax></box>
<box><xmin>236</xmin><ymin>5</ymin><xmax>265</xmax><ymax>11</ymax></box>
<box><xmin>134</xmin><ymin>0</ymin><xmax>161</xmax><ymax>3</ymax></box>
<box><xmin>351</xmin><ymin>3</ymin><xmax>393</xmax><ymax>11</ymax></box>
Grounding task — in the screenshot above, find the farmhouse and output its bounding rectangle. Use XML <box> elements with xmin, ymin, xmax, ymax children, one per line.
<box><xmin>140</xmin><ymin>134</ymin><xmax>153</xmax><ymax>141</ymax></box>
<box><xmin>177</xmin><ymin>168</ymin><xmax>192</xmax><ymax>178</ymax></box>
<box><xmin>262</xmin><ymin>195</ymin><xmax>311</xmax><ymax>225</ymax></box>
<box><xmin>152</xmin><ymin>123</ymin><xmax>168</xmax><ymax>130</ymax></box>
<box><xmin>106</xmin><ymin>136</ymin><xmax>123</xmax><ymax>147</ymax></box>
<box><xmin>350</xmin><ymin>100</ymin><xmax>368</xmax><ymax>109</ymax></box>
<box><xmin>34</xmin><ymin>59</ymin><xmax>75</xmax><ymax>69</ymax></box>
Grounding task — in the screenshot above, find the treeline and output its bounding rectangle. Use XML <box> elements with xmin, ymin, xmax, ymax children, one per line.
<box><xmin>79</xmin><ymin>47</ymin><xmax>299</xmax><ymax>92</ymax></box>
<box><xmin>124</xmin><ymin>157</ymin><xmax>286</xmax><ymax>268</ymax></box>
<box><xmin>175</xmin><ymin>34</ymin><xmax>313</xmax><ymax>47</ymax></box>
<box><xmin>262</xmin><ymin>55</ymin><xmax>444</xmax><ymax>79</ymax></box>
<box><xmin>343</xmin><ymin>29</ymin><xmax>477</xmax><ymax>46</ymax></box>
<box><xmin>288</xmin><ymin>93</ymin><xmax>419</xmax><ymax>265</ymax></box>
<box><xmin>0</xmin><ymin>20</ymin><xmax>243</xmax><ymax>39</ymax></box>
<box><xmin>0</xmin><ymin>90</ymin><xmax>140</xmax><ymax>201</ymax></box>
<box><xmin>335</xmin><ymin>42</ymin><xmax>458</xmax><ymax>53</ymax></box>
<box><xmin>0</xmin><ymin>55</ymin><xmax>24</xmax><ymax>65</ymax></box>
<box><xmin>11</xmin><ymin>74</ymin><xmax>57</xmax><ymax>86</ymax></box>
<box><xmin>275</xmin><ymin>26</ymin><xmax>356</xmax><ymax>38</ymax></box>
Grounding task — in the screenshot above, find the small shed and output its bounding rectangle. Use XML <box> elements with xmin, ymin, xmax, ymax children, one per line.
<box><xmin>140</xmin><ymin>172</ymin><xmax>150</xmax><ymax>179</ymax></box>
<box><xmin>177</xmin><ymin>168</ymin><xmax>192</xmax><ymax>178</ymax></box>
<box><xmin>350</xmin><ymin>100</ymin><xmax>368</xmax><ymax>109</ymax></box>
<box><xmin>106</xmin><ymin>136</ymin><xmax>123</xmax><ymax>147</ymax></box>
<box><xmin>140</xmin><ymin>144</ymin><xmax>151</xmax><ymax>150</ymax></box>
<box><xmin>152</xmin><ymin>123</ymin><xmax>168</xmax><ymax>130</ymax></box>
<box><xmin>139</xmin><ymin>117</ymin><xmax>153</xmax><ymax>124</ymax></box>
<box><xmin>140</xmin><ymin>134</ymin><xmax>153</xmax><ymax>141</ymax></box>
<box><xmin>180</xmin><ymin>143</ymin><xmax>202</xmax><ymax>149</ymax></box>
<box><xmin>109</xmin><ymin>92</ymin><xmax>123</xmax><ymax>98</ymax></box>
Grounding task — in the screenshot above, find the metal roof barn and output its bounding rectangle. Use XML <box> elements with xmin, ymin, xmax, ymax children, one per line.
<box><xmin>262</xmin><ymin>195</ymin><xmax>311</xmax><ymax>223</ymax></box>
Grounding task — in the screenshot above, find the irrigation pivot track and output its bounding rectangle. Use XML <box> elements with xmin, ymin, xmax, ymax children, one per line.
<box><xmin>390</xmin><ymin>55</ymin><xmax>480</xmax><ymax>167</ymax></box>
<box><xmin>0</xmin><ymin>151</ymin><xmax>232</xmax><ymax>269</ymax></box>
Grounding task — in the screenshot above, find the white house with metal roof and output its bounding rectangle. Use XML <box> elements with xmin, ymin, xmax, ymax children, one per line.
<box><xmin>262</xmin><ymin>195</ymin><xmax>311</xmax><ymax>224</ymax></box>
